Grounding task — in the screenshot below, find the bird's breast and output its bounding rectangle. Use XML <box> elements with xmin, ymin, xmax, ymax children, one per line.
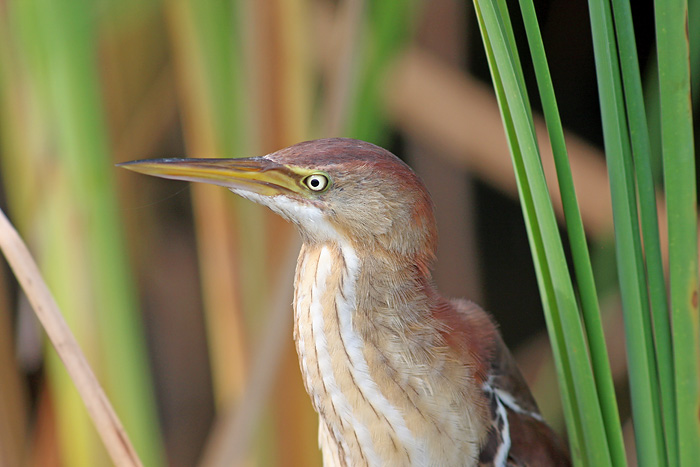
<box><xmin>292</xmin><ymin>243</ymin><xmax>484</xmax><ymax>466</ymax></box>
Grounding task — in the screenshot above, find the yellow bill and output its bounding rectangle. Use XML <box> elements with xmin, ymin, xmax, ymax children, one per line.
<box><xmin>117</xmin><ymin>157</ymin><xmax>314</xmax><ymax>198</ymax></box>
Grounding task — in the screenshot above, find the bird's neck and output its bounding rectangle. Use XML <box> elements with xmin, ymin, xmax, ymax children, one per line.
<box><xmin>294</xmin><ymin>240</ymin><xmax>439</xmax><ymax>354</ymax></box>
<box><xmin>292</xmin><ymin>240</ymin><xmax>483</xmax><ymax>465</ymax></box>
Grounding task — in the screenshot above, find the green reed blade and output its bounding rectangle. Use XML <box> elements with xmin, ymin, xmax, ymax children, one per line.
<box><xmin>654</xmin><ymin>0</ymin><xmax>700</xmax><ymax>464</ymax></box>
<box><xmin>611</xmin><ymin>1</ymin><xmax>677</xmax><ymax>464</ymax></box>
<box><xmin>475</xmin><ymin>1</ymin><xmax>613</xmax><ymax>464</ymax></box>
<box><xmin>517</xmin><ymin>1</ymin><xmax>627</xmax><ymax>464</ymax></box>
<box><xmin>587</xmin><ymin>0</ymin><xmax>667</xmax><ymax>464</ymax></box>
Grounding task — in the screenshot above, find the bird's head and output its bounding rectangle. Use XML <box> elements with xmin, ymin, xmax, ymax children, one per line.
<box><xmin>120</xmin><ymin>138</ymin><xmax>437</xmax><ymax>261</ymax></box>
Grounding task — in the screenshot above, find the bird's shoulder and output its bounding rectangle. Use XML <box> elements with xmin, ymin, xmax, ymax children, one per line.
<box><xmin>439</xmin><ymin>299</ymin><xmax>571</xmax><ymax>466</ymax></box>
<box><xmin>434</xmin><ymin>297</ymin><xmax>536</xmax><ymax>405</ymax></box>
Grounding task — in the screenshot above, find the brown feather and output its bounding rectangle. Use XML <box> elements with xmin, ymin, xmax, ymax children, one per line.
<box><xmin>506</xmin><ymin>411</ymin><xmax>571</xmax><ymax>466</ymax></box>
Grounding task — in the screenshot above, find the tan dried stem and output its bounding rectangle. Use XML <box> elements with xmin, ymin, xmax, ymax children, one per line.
<box><xmin>0</xmin><ymin>208</ymin><xmax>142</xmax><ymax>467</ymax></box>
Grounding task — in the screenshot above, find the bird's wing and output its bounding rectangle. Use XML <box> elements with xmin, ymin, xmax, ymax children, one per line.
<box><xmin>449</xmin><ymin>300</ymin><xmax>570</xmax><ymax>466</ymax></box>
<box><xmin>485</xmin><ymin>322</ymin><xmax>570</xmax><ymax>466</ymax></box>
<box><xmin>500</xmin><ymin>408</ymin><xmax>571</xmax><ymax>466</ymax></box>
<box><xmin>487</xmin><ymin>331</ymin><xmax>540</xmax><ymax>416</ymax></box>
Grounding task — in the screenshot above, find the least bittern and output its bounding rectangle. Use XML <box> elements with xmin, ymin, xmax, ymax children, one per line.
<box><xmin>120</xmin><ymin>138</ymin><xmax>570</xmax><ymax>466</ymax></box>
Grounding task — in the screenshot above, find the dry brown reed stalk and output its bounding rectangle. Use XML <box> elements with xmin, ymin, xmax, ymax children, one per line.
<box><xmin>165</xmin><ymin>0</ymin><xmax>250</xmax><ymax>412</ymax></box>
<box><xmin>0</xmin><ymin>207</ymin><xmax>142</xmax><ymax>467</ymax></box>
<box><xmin>199</xmin><ymin>237</ymin><xmax>301</xmax><ymax>467</ymax></box>
<box><xmin>114</xmin><ymin>65</ymin><xmax>179</xmax><ymax>161</ymax></box>
<box><xmin>195</xmin><ymin>0</ymin><xmax>320</xmax><ymax>463</ymax></box>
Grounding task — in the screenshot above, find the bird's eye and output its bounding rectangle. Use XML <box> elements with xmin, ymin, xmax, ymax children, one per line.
<box><xmin>303</xmin><ymin>173</ymin><xmax>330</xmax><ymax>192</ymax></box>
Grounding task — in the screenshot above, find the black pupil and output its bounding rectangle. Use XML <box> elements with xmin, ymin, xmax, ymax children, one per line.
<box><xmin>310</xmin><ymin>177</ymin><xmax>321</xmax><ymax>188</ymax></box>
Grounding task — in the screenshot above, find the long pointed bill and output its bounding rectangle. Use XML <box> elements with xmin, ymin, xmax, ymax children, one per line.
<box><xmin>117</xmin><ymin>157</ymin><xmax>305</xmax><ymax>197</ymax></box>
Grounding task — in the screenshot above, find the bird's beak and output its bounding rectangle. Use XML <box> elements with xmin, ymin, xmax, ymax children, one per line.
<box><xmin>117</xmin><ymin>157</ymin><xmax>303</xmax><ymax>197</ymax></box>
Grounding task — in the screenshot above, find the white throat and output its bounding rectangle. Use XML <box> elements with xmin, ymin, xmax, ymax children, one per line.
<box><xmin>229</xmin><ymin>190</ymin><xmax>343</xmax><ymax>243</ymax></box>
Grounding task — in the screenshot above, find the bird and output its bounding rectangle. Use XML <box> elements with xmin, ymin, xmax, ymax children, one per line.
<box><xmin>120</xmin><ymin>138</ymin><xmax>571</xmax><ymax>466</ymax></box>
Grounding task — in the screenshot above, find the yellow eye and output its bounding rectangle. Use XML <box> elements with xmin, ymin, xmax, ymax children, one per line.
<box><xmin>303</xmin><ymin>173</ymin><xmax>330</xmax><ymax>192</ymax></box>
